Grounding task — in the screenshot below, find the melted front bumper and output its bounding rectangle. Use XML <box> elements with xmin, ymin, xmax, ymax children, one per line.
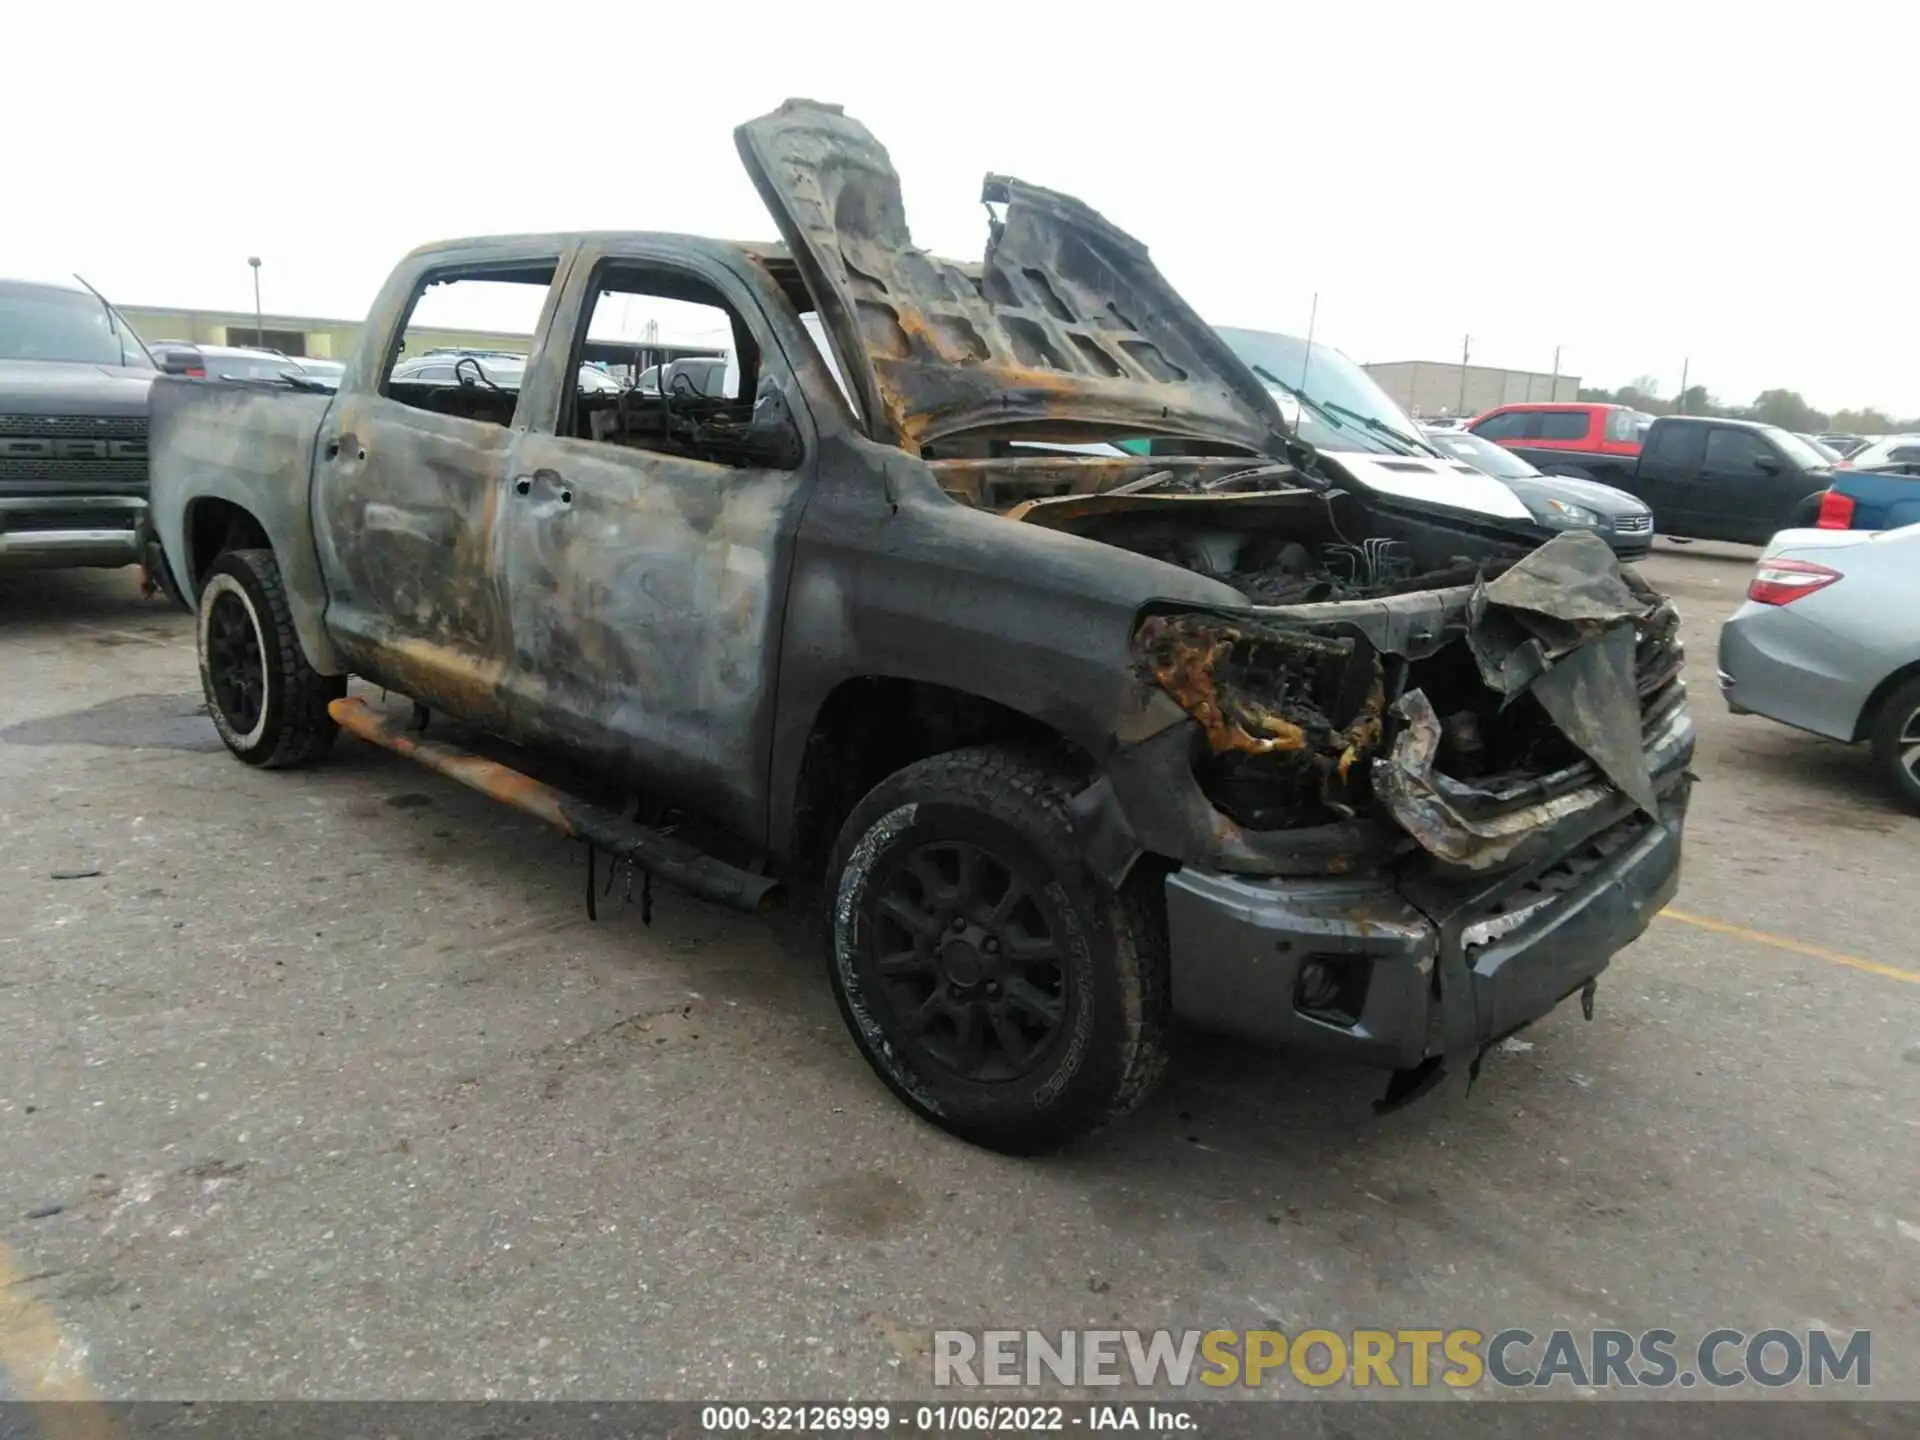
<box><xmin>1163</xmin><ymin>775</ymin><xmax>1690</xmax><ymax>1071</ymax></box>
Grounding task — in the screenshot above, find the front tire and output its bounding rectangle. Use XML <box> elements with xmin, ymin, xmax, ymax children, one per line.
<box><xmin>824</xmin><ymin>746</ymin><xmax>1171</xmax><ymax>1154</ymax></box>
<box><xmin>197</xmin><ymin>548</ymin><xmax>345</xmax><ymax>768</ymax></box>
<box><xmin>1869</xmin><ymin>675</ymin><xmax>1920</xmax><ymax>815</ymax></box>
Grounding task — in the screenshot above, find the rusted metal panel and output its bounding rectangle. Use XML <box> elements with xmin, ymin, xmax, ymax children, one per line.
<box><xmin>310</xmin><ymin>389</ymin><xmax>522</xmax><ymax>730</ymax></box>
<box><xmin>146</xmin><ymin>378</ymin><xmax>343</xmax><ymax>672</ymax></box>
<box><xmin>329</xmin><ymin>697</ymin><xmax>783</xmax><ymax>915</ymax></box>
<box><xmin>482</xmin><ymin>242</ymin><xmax>826</xmax><ymax>841</ymax></box>
<box><xmin>733</xmin><ymin>100</ymin><xmax>1294</xmax><ymax>459</ymax></box>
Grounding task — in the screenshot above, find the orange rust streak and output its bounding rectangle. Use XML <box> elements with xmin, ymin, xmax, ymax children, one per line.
<box><xmin>328</xmin><ymin>698</ymin><xmax>574</xmax><ymax>835</ymax></box>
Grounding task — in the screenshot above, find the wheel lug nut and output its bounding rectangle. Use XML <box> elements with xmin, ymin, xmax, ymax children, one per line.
<box><xmin>951</xmin><ymin>915</ymin><xmax>967</xmax><ymax>932</ymax></box>
<box><xmin>981</xmin><ymin>936</ymin><xmax>1000</xmax><ymax>955</ymax></box>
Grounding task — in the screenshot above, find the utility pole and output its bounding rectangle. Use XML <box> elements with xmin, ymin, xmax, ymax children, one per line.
<box><xmin>1550</xmin><ymin>345</ymin><xmax>1561</xmax><ymax>400</ymax></box>
<box><xmin>1457</xmin><ymin>334</ymin><xmax>1471</xmax><ymax>416</ymax></box>
<box><xmin>247</xmin><ymin>257</ymin><xmax>263</xmax><ymax>347</ymax></box>
<box><xmin>1678</xmin><ymin>357</ymin><xmax>1690</xmax><ymax>414</ymax></box>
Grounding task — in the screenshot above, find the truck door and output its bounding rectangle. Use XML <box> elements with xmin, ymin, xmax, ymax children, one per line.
<box><xmin>1698</xmin><ymin>426</ymin><xmax>1791</xmax><ymax>544</ymax></box>
<box><xmin>492</xmin><ymin>247</ymin><xmax>821</xmax><ymax>843</ymax></box>
<box><xmin>1634</xmin><ymin>421</ymin><xmax>1704</xmax><ymax>535</ymax></box>
<box><xmin>311</xmin><ymin>252</ymin><xmax>571</xmax><ymax>729</ymax></box>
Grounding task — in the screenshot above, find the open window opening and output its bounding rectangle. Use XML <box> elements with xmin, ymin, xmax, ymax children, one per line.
<box><xmin>381</xmin><ymin>262</ymin><xmax>557</xmax><ymax>428</ymax></box>
<box><xmin>565</xmin><ymin>263</ymin><xmax>801</xmax><ymax>471</ymax></box>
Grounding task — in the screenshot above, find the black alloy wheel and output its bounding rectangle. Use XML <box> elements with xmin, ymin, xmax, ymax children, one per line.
<box><xmin>205</xmin><ymin>587</ymin><xmax>266</xmax><ymax>737</ymax></box>
<box><xmin>824</xmin><ymin>745</ymin><xmax>1172</xmax><ymax>1155</ymax></box>
<box><xmin>866</xmin><ymin>839</ymin><xmax>1068</xmax><ymax>1084</ymax></box>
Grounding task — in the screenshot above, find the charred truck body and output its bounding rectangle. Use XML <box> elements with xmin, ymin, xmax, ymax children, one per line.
<box><xmin>147</xmin><ymin>101</ymin><xmax>1693</xmax><ymax>1153</ymax></box>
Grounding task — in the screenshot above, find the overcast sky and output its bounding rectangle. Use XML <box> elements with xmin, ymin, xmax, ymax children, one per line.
<box><xmin>7</xmin><ymin>2</ymin><xmax>1911</xmax><ymax>413</ymax></box>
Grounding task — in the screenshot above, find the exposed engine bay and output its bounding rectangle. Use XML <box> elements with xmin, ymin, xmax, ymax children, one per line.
<box><xmin>1128</xmin><ymin>527</ymin><xmax>1684</xmax><ymax>869</ymax></box>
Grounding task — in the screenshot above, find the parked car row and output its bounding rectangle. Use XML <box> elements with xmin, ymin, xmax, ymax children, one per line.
<box><xmin>149</xmin><ymin>340</ymin><xmax>345</xmax><ymax>387</ymax></box>
<box><xmin>1419</xmin><ymin>427</ymin><xmax>1653</xmax><ymax>559</ymax></box>
<box><xmin>1460</xmin><ymin>402</ymin><xmax>1920</xmax><ymax>550</ymax></box>
<box><xmin>1463</xmin><ymin>402</ymin><xmax>1833</xmax><ymax>545</ymax></box>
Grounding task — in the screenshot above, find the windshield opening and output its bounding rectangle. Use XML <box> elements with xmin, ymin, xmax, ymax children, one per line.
<box><xmin>1214</xmin><ymin>327</ymin><xmax>1432</xmax><ymax>456</ymax></box>
<box><xmin>1765</xmin><ymin>427</ymin><xmax>1833</xmax><ymax>470</ymax></box>
<box><xmin>0</xmin><ymin>286</ymin><xmax>154</xmax><ymax>368</ymax></box>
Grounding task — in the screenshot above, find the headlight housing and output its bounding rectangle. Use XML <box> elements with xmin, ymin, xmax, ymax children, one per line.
<box><xmin>1540</xmin><ymin>497</ymin><xmax>1601</xmax><ymax>526</ymax></box>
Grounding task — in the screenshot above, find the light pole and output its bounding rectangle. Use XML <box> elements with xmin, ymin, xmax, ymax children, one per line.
<box><xmin>247</xmin><ymin>256</ymin><xmax>263</xmax><ymax>347</ymax></box>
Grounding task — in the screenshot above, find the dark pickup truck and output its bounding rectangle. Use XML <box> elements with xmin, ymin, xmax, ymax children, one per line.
<box><xmin>148</xmin><ymin>100</ymin><xmax>1694</xmax><ymax>1154</ymax></box>
<box><xmin>0</xmin><ymin>279</ymin><xmax>158</xmax><ymax>574</ymax></box>
<box><xmin>1473</xmin><ymin>413</ymin><xmax>1833</xmax><ymax>545</ymax></box>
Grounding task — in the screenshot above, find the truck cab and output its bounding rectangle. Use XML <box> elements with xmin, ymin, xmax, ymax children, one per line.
<box><xmin>1632</xmin><ymin>417</ymin><xmax>1833</xmax><ymax>543</ymax></box>
<box><xmin>1470</xmin><ymin>401</ymin><xmax>1654</xmax><ymax>470</ymax></box>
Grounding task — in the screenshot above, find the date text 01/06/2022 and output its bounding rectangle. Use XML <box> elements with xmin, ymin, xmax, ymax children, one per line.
<box><xmin>699</xmin><ymin>1403</ymin><xmax>1195</xmax><ymax>1432</ymax></box>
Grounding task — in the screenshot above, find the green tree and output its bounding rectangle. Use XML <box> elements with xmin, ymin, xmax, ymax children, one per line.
<box><xmin>1673</xmin><ymin>384</ymin><xmax>1722</xmax><ymax>416</ymax></box>
<box><xmin>1828</xmin><ymin>407</ymin><xmax>1897</xmax><ymax>434</ymax></box>
<box><xmin>1613</xmin><ymin>374</ymin><xmax>1671</xmax><ymax>415</ymax></box>
<box><xmin>1745</xmin><ymin>389</ymin><xmax>1828</xmax><ymax>432</ymax></box>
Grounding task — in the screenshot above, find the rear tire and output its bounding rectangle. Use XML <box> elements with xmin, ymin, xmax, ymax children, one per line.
<box><xmin>1868</xmin><ymin>675</ymin><xmax>1920</xmax><ymax>815</ymax></box>
<box><xmin>197</xmin><ymin>548</ymin><xmax>345</xmax><ymax>768</ymax></box>
<box><xmin>823</xmin><ymin>745</ymin><xmax>1171</xmax><ymax>1154</ymax></box>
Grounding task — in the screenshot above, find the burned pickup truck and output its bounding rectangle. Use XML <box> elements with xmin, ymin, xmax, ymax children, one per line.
<box><xmin>147</xmin><ymin>100</ymin><xmax>1692</xmax><ymax>1154</ymax></box>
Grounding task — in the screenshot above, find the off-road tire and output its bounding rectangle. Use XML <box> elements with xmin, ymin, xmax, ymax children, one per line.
<box><xmin>823</xmin><ymin>745</ymin><xmax>1171</xmax><ymax>1154</ymax></box>
<box><xmin>1868</xmin><ymin>674</ymin><xmax>1920</xmax><ymax>815</ymax></box>
<box><xmin>196</xmin><ymin>548</ymin><xmax>345</xmax><ymax>768</ymax></box>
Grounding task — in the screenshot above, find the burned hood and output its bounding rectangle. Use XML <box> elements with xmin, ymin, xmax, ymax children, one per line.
<box><xmin>734</xmin><ymin>99</ymin><xmax>1293</xmax><ymax>458</ymax></box>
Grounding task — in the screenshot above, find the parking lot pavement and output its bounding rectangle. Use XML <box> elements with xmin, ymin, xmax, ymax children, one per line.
<box><xmin>1</xmin><ymin>545</ymin><xmax>1916</xmax><ymax>1404</ymax></box>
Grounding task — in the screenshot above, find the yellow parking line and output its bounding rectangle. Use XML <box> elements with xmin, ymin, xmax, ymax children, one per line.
<box><xmin>1660</xmin><ymin>908</ymin><xmax>1920</xmax><ymax>985</ymax></box>
<box><xmin>0</xmin><ymin>1243</ymin><xmax>119</xmax><ymax>1440</ymax></box>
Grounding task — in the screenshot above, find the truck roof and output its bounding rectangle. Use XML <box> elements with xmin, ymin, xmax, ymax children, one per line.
<box><xmin>1652</xmin><ymin>414</ymin><xmax>1777</xmax><ymax>431</ymax></box>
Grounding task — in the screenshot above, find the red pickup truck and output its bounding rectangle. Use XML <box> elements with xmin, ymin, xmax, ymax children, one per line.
<box><xmin>1469</xmin><ymin>402</ymin><xmax>1656</xmax><ymax>463</ymax></box>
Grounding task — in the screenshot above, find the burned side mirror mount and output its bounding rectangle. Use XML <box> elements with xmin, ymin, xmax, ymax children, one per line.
<box><xmin>744</xmin><ymin>378</ymin><xmax>805</xmax><ymax>470</ymax></box>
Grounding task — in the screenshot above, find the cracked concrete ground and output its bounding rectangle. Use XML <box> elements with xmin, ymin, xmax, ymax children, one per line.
<box><xmin>0</xmin><ymin>544</ymin><xmax>1916</xmax><ymax>1406</ymax></box>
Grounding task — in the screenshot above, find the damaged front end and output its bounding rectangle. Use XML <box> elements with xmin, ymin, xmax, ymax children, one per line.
<box><xmin>1116</xmin><ymin>530</ymin><xmax>1694</xmax><ymax>1102</ymax></box>
<box><xmin>1130</xmin><ymin>530</ymin><xmax>1691</xmax><ymax>878</ymax></box>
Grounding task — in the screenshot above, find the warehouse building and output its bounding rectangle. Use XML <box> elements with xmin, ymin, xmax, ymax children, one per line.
<box><xmin>115</xmin><ymin>303</ymin><xmax>530</xmax><ymax>365</ymax></box>
<box><xmin>1364</xmin><ymin>359</ymin><xmax>1580</xmax><ymax>420</ymax></box>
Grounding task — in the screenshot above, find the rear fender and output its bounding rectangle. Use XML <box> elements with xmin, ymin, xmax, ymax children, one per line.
<box><xmin>149</xmin><ymin>377</ymin><xmax>342</xmax><ymax>673</ymax></box>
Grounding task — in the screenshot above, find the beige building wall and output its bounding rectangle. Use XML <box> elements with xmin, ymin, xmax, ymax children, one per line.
<box><xmin>118</xmin><ymin>304</ymin><xmax>534</xmax><ymax>364</ymax></box>
<box><xmin>1365</xmin><ymin>360</ymin><xmax>1581</xmax><ymax>419</ymax></box>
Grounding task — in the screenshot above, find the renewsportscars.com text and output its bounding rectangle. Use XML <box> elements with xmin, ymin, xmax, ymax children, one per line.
<box><xmin>933</xmin><ymin>1327</ymin><xmax>1871</xmax><ymax>1390</ymax></box>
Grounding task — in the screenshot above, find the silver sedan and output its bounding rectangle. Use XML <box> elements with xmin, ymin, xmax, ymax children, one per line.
<box><xmin>1718</xmin><ymin>524</ymin><xmax>1920</xmax><ymax>810</ymax></box>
